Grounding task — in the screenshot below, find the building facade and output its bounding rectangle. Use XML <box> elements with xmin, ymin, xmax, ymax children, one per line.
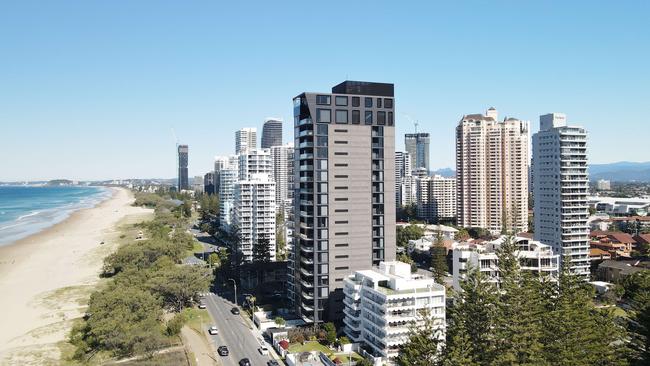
<box><xmin>238</xmin><ymin>148</ymin><xmax>272</xmax><ymax>181</ymax></box>
<box><xmin>597</xmin><ymin>179</ymin><xmax>611</xmax><ymax>191</ymax></box>
<box><xmin>533</xmin><ymin>113</ymin><xmax>590</xmax><ymax>276</ymax></box>
<box><xmin>261</xmin><ymin>118</ymin><xmax>283</xmax><ymax>149</ymax></box>
<box><xmin>394</xmin><ymin>151</ymin><xmax>412</xmax><ymax>208</ymax></box>
<box><xmin>219</xmin><ymin>168</ymin><xmax>238</xmax><ymax>228</ymax></box>
<box><xmin>290</xmin><ymin>81</ymin><xmax>397</xmax><ymax>323</ymax></box>
<box><xmin>234</xmin><ymin>173</ymin><xmax>277</xmax><ymax>262</ymax></box>
<box><xmin>235</xmin><ymin>127</ymin><xmax>257</xmax><ymax>155</ymax></box>
<box><xmin>177</xmin><ymin>144</ymin><xmax>189</xmax><ymax>191</ymax></box>
<box><xmin>343</xmin><ymin>261</ymin><xmax>445</xmax><ymax>363</ymax></box>
<box><xmin>415</xmin><ymin>175</ymin><xmax>456</xmax><ymax>223</ymax></box>
<box><xmin>452</xmin><ymin>235</ymin><xmax>560</xmax><ymax>291</ymax></box>
<box><xmin>404</xmin><ymin>133</ymin><xmax>430</xmax><ymax>174</ymax></box>
<box><xmin>192</xmin><ymin>175</ymin><xmax>204</xmax><ymax>193</ymax></box>
<box><xmin>271</xmin><ymin>143</ymin><xmax>294</xmax><ymax>211</ymax></box>
<box><xmin>456</xmin><ymin>108</ymin><xmax>529</xmax><ymax>234</ymax></box>
<box><xmin>204</xmin><ymin>172</ymin><xmax>216</xmax><ymax>195</ymax></box>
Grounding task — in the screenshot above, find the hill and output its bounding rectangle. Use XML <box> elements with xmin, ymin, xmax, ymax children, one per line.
<box><xmin>589</xmin><ymin>161</ymin><xmax>650</xmax><ymax>182</ymax></box>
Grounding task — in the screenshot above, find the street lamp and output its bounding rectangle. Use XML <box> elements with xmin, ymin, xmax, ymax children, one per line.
<box><xmin>227</xmin><ymin>278</ymin><xmax>238</xmax><ymax>307</ymax></box>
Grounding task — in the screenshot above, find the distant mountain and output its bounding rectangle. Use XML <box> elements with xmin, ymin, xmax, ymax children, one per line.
<box><xmin>431</xmin><ymin>168</ymin><xmax>456</xmax><ymax>178</ymax></box>
<box><xmin>589</xmin><ymin>161</ymin><xmax>650</xmax><ymax>182</ymax></box>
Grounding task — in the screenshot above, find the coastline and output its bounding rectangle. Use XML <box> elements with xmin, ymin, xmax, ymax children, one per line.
<box><xmin>0</xmin><ymin>187</ymin><xmax>154</xmax><ymax>364</ymax></box>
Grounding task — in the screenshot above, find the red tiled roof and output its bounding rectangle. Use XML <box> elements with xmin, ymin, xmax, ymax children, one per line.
<box><xmin>634</xmin><ymin>234</ymin><xmax>650</xmax><ymax>244</ymax></box>
<box><xmin>517</xmin><ymin>232</ymin><xmax>534</xmax><ymax>239</ymax></box>
<box><xmin>611</xmin><ymin>216</ymin><xmax>650</xmax><ymax>222</ymax></box>
<box><xmin>590</xmin><ymin>248</ymin><xmax>611</xmax><ymax>257</ymax></box>
<box><xmin>590</xmin><ymin>231</ymin><xmax>635</xmax><ymax>244</ymax></box>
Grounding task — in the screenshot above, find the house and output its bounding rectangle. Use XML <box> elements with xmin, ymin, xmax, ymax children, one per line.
<box><xmin>597</xmin><ymin>259</ymin><xmax>650</xmax><ymax>282</ymax></box>
<box><xmin>590</xmin><ymin>231</ymin><xmax>636</xmax><ymax>257</ymax></box>
<box><xmin>589</xmin><ymin>248</ymin><xmax>612</xmax><ymax>261</ymax></box>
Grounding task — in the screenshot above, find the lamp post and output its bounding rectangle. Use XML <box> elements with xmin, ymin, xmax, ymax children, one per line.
<box><xmin>228</xmin><ymin>278</ymin><xmax>237</xmax><ymax>307</ymax></box>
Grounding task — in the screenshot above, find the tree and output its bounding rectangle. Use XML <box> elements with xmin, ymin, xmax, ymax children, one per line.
<box><xmin>165</xmin><ymin>313</ymin><xmax>186</xmax><ymax>336</ymax></box>
<box><xmin>396</xmin><ymin>309</ymin><xmax>442</xmax><ymax>366</ymax></box>
<box><xmin>276</xmin><ymin>211</ymin><xmax>287</xmax><ymax>261</ymax></box>
<box><xmin>208</xmin><ymin>252</ymin><xmax>221</xmax><ymax>269</ymax></box>
<box><xmin>274</xmin><ymin>317</ymin><xmax>286</xmax><ymax>328</ymax></box>
<box><xmin>430</xmin><ymin>231</ymin><xmax>448</xmax><ymax>283</ymax></box>
<box><xmin>148</xmin><ymin>266</ymin><xmax>211</xmax><ymax>311</ymax></box>
<box><xmin>323</xmin><ymin>322</ymin><xmax>337</xmax><ymax>345</ymax></box>
<box><xmin>356</xmin><ymin>358</ymin><xmax>373</xmax><ymax>366</ymax></box>
<box><xmin>252</xmin><ymin>236</ymin><xmax>272</xmax><ymax>263</ymax></box>
<box><xmin>455</xmin><ymin>227</ymin><xmax>470</xmax><ymax>241</ymax></box>
<box><xmin>397</xmin><ymin>225</ymin><xmax>425</xmax><ymax>247</ymax></box>
<box><xmin>623</xmin><ymin>271</ymin><xmax>650</xmax><ymax>364</ymax></box>
<box><xmin>467</xmin><ymin>227</ymin><xmax>491</xmax><ymax>239</ymax></box>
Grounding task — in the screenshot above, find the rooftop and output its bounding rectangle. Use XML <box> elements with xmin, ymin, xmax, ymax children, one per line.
<box><xmin>331</xmin><ymin>80</ymin><xmax>394</xmax><ymax>97</ymax></box>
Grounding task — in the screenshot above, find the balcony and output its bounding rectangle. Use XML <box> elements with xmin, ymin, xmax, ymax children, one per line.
<box><xmin>301</xmin><ymin>279</ymin><xmax>314</xmax><ymax>288</ymax></box>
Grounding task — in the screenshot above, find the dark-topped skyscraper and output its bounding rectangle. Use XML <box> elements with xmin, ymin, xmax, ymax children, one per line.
<box><xmin>261</xmin><ymin>118</ymin><xmax>283</xmax><ymax>148</ymax></box>
<box><xmin>289</xmin><ymin>80</ymin><xmax>396</xmax><ymax>323</ymax></box>
<box><xmin>177</xmin><ymin>144</ymin><xmax>189</xmax><ymax>191</ymax></box>
<box><xmin>404</xmin><ymin>132</ymin><xmax>430</xmax><ymax>174</ymax></box>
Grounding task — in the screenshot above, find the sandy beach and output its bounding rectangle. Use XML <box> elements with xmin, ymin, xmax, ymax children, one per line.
<box><xmin>0</xmin><ymin>187</ymin><xmax>153</xmax><ymax>364</ymax></box>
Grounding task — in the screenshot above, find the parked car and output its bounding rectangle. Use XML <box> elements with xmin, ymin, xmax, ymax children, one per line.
<box><xmin>259</xmin><ymin>345</ymin><xmax>269</xmax><ymax>355</ymax></box>
<box><xmin>239</xmin><ymin>358</ymin><xmax>251</xmax><ymax>366</ymax></box>
<box><xmin>208</xmin><ymin>326</ymin><xmax>218</xmax><ymax>335</ymax></box>
<box><xmin>217</xmin><ymin>346</ymin><xmax>229</xmax><ymax>356</ymax></box>
<box><xmin>267</xmin><ymin>360</ymin><xmax>280</xmax><ymax>366</ymax></box>
<box><xmin>231</xmin><ymin>306</ymin><xmax>240</xmax><ymax>315</ymax></box>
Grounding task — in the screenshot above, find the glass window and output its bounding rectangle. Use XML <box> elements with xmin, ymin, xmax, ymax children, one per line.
<box><xmin>318</xmin><ymin>159</ymin><xmax>328</xmax><ymax>169</ymax></box>
<box><xmin>352</xmin><ymin>97</ymin><xmax>360</xmax><ymax>107</ymax></box>
<box><xmin>365</xmin><ymin>111</ymin><xmax>373</xmax><ymax>125</ymax></box>
<box><xmin>365</xmin><ymin>97</ymin><xmax>373</xmax><ymax>108</ymax></box>
<box><xmin>317</xmin><ymin>136</ymin><xmax>328</xmax><ymax>146</ymax></box>
<box><xmin>316</xmin><ymin>148</ymin><xmax>328</xmax><ymax>158</ymax></box>
<box><xmin>317</xmin><ymin>109</ymin><xmax>331</xmax><ymax>123</ymax></box>
<box><xmin>352</xmin><ymin>110</ymin><xmax>360</xmax><ymax>124</ymax></box>
<box><xmin>377</xmin><ymin>98</ymin><xmax>382</xmax><ymax>108</ymax></box>
<box><xmin>317</xmin><ymin>124</ymin><xmax>328</xmax><ymax>135</ymax></box>
<box><xmin>318</xmin><ymin>182</ymin><xmax>328</xmax><ymax>192</ymax></box>
<box><xmin>316</xmin><ymin>95</ymin><xmax>330</xmax><ymax>105</ymax></box>
<box><xmin>388</xmin><ymin>112</ymin><xmax>394</xmax><ymax>126</ymax></box>
<box><xmin>335</xmin><ymin>96</ymin><xmax>348</xmax><ymax>106</ymax></box>
<box><xmin>384</xmin><ymin>98</ymin><xmax>393</xmax><ymax>108</ymax></box>
<box><xmin>377</xmin><ymin>111</ymin><xmax>386</xmax><ymax>125</ymax></box>
<box><xmin>318</xmin><ymin>171</ymin><xmax>328</xmax><ymax>181</ymax></box>
<box><xmin>335</xmin><ymin>110</ymin><xmax>348</xmax><ymax>124</ymax></box>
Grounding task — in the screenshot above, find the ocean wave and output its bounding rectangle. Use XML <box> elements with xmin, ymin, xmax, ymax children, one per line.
<box><xmin>17</xmin><ymin>211</ymin><xmax>42</xmax><ymax>221</ymax></box>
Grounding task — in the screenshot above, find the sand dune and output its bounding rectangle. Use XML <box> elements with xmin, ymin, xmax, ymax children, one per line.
<box><xmin>0</xmin><ymin>187</ymin><xmax>153</xmax><ymax>364</ymax></box>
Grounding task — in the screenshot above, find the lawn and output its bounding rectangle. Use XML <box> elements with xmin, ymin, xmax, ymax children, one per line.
<box><xmin>182</xmin><ymin>308</ymin><xmax>212</xmax><ymax>334</ymax></box>
<box><xmin>287</xmin><ymin>341</ymin><xmax>332</xmax><ymax>354</ymax></box>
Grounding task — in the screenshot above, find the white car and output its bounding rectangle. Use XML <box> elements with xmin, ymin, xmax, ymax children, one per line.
<box><xmin>208</xmin><ymin>326</ymin><xmax>218</xmax><ymax>335</ymax></box>
<box><xmin>258</xmin><ymin>345</ymin><xmax>269</xmax><ymax>355</ymax></box>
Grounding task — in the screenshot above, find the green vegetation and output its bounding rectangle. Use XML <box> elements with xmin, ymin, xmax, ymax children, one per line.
<box><xmin>398</xmin><ymin>235</ymin><xmax>630</xmax><ymax>366</ymax></box>
<box><xmin>430</xmin><ymin>231</ymin><xmax>448</xmax><ymax>283</ymax></box>
<box><xmin>621</xmin><ymin>271</ymin><xmax>650</xmax><ymax>364</ymax></box>
<box><xmin>252</xmin><ymin>236</ymin><xmax>272</xmax><ymax>263</ymax></box>
<box><xmin>276</xmin><ymin>211</ymin><xmax>287</xmax><ymax>261</ymax></box>
<box><xmin>67</xmin><ymin>191</ymin><xmax>211</xmax><ymax>363</ymax></box>
<box><xmin>397</xmin><ymin>224</ymin><xmax>425</xmax><ymax>247</ymax></box>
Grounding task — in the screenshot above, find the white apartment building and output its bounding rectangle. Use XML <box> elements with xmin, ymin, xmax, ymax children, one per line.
<box><xmin>270</xmin><ymin>143</ymin><xmax>294</xmax><ymax>212</ymax></box>
<box><xmin>235</xmin><ymin>127</ymin><xmax>257</xmax><ymax>155</ymax></box>
<box><xmin>219</xmin><ymin>169</ymin><xmax>239</xmax><ymax>228</ymax></box>
<box><xmin>343</xmin><ymin>261</ymin><xmax>445</xmax><ymax>364</ymax></box>
<box><xmin>233</xmin><ymin>173</ymin><xmax>276</xmax><ymax>262</ymax></box>
<box><xmin>452</xmin><ymin>235</ymin><xmax>559</xmax><ymax>291</ymax></box>
<box><xmin>415</xmin><ymin>175</ymin><xmax>456</xmax><ymax>222</ymax></box>
<box><xmin>533</xmin><ymin>113</ymin><xmax>590</xmax><ymax>276</ymax></box>
<box><xmin>239</xmin><ymin>148</ymin><xmax>272</xmax><ymax>181</ymax></box>
<box><xmin>395</xmin><ymin>151</ymin><xmax>412</xmax><ymax>208</ymax></box>
<box><xmin>192</xmin><ymin>175</ymin><xmax>204</xmax><ymax>193</ymax></box>
<box><xmin>456</xmin><ymin>108</ymin><xmax>529</xmax><ymax>234</ymax></box>
<box><xmin>596</xmin><ymin>179</ymin><xmax>611</xmax><ymax>191</ymax></box>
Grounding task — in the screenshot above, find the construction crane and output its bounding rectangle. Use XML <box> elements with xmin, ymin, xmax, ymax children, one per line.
<box><xmin>414</xmin><ymin>120</ymin><xmax>419</xmax><ymax>133</ymax></box>
<box><xmin>171</xmin><ymin>128</ymin><xmax>179</xmax><ymax>189</ymax></box>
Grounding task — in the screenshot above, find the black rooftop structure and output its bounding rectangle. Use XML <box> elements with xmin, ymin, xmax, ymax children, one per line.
<box><xmin>331</xmin><ymin>80</ymin><xmax>394</xmax><ymax>97</ymax></box>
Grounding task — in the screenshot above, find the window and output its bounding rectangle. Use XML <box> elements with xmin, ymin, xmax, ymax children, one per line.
<box><xmin>352</xmin><ymin>110</ymin><xmax>360</xmax><ymax>124</ymax></box>
<box><xmin>377</xmin><ymin>98</ymin><xmax>382</xmax><ymax>108</ymax></box>
<box><xmin>334</xmin><ymin>152</ymin><xmax>348</xmax><ymax>156</ymax></box>
<box><xmin>334</xmin><ymin>129</ymin><xmax>348</xmax><ymax>133</ymax></box>
<box><xmin>316</xmin><ymin>148</ymin><xmax>328</xmax><ymax>158</ymax></box>
<box><xmin>334</xmin><ymin>209</ymin><xmax>348</xmax><ymax>213</ymax></box>
<box><xmin>316</xmin><ymin>95</ymin><xmax>331</xmax><ymax>105</ymax></box>
<box><xmin>334</xmin><ymin>174</ymin><xmax>348</xmax><ymax>178</ymax></box>
<box><xmin>334</xmin><ymin>220</ymin><xmax>349</xmax><ymax>224</ymax></box>
<box><xmin>365</xmin><ymin>97</ymin><xmax>373</xmax><ymax>108</ymax></box>
<box><xmin>335</xmin><ymin>96</ymin><xmax>348</xmax><ymax>106</ymax></box>
<box><xmin>377</xmin><ymin>111</ymin><xmax>386</xmax><ymax>125</ymax></box>
<box><xmin>334</xmin><ymin>186</ymin><xmax>348</xmax><ymax>190</ymax></box>
<box><xmin>334</xmin><ymin>197</ymin><xmax>348</xmax><ymax>201</ymax></box>
<box><xmin>335</xmin><ymin>110</ymin><xmax>348</xmax><ymax>124</ymax></box>
<box><xmin>334</xmin><ymin>163</ymin><xmax>348</xmax><ymax>167</ymax></box>
<box><xmin>335</xmin><ymin>266</ymin><xmax>349</xmax><ymax>270</ymax></box>
<box><xmin>388</xmin><ymin>112</ymin><xmax>393</xmax><ymax>126</ymax></box>
<box><xmin>365</xmin><ymin>111</ymin><xmax>373</xmax><ymax>125</ymax></box>
<box><xmin>352</xmin><ymin>97</ymin><xmax>360</xmax><ymax>107</ymax></box>
<box><xmin>334</xmin><ymin>140</ymin><xmax>348</xmax><ymax>144</ymax></box>
<box><xmin>335</xmin><ymin>255</ymin><xmax>349</xmax><ymax>259</ymax></box>
<box><xmin>318</xmin><ymin>159</ymin><xmax>328</xmax><ymax>169</ymax></box>
<box><xmin>384</xmin><ymin>98</ymin><xmax>393</xmax><ymax>108</ymax></box>
<box><xmin>317</xmin><ymin>109</ymin><xmax>331</xmax><ymax>123</ymax></box>
<box><xmin>334</xmin><ymin>243</ymin><xmax>349</xmax><ymax>247</ymax></box>
<box><xmin>317</xmin><ymin>136</ymin><xmax>328</xmax><ymax>146</ymax></box>
<box><xmin>317</xmin><ymin>124</ymin><xmax>328</xmax><ymax>135</ymax></box>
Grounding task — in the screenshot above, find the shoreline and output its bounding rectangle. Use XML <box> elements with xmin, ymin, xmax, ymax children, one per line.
<box><xmin>0</xmin><ymin>187</ymin><xmax>154</xmax><ymax>364</ymax></box>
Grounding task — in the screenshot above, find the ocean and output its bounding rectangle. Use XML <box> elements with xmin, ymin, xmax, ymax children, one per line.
<box><xmin>0</xmin><ymin>186</ymin><xmax>111</xmax><ymax>246</ymax></box>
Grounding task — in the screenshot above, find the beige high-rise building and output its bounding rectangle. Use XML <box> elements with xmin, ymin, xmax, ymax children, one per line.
<box><xmin>456</xmin><ymin>108</ymin><xmax>529</xmax><ymax>234</ymax></box>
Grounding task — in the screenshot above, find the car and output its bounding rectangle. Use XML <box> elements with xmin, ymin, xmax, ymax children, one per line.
<box><xmin>231</xmin><ymin>306</ymin><xmax>240</xmax><ymax>314</ymax></box>
<box><xmin>208</xmin><ymin>326</ymin><xmax>218</xmax><ymax>335</ymax></box>
<box><xmin>217</xmin><ymin>346</ymin><xmax>229</xmax><ymax>356</ymax></box>
<box><xmin>239</xmin><ymin>358</ymin><xmax>251</xmax><ymax>366</ymax></box>
<box><xmin>198</xmin><ymin>303</ymin><xmax>207</xmax><ymax>309</ymax></box>
<box><xmin>267</xmin><ymin>361</ymin><xmax>280</xmax><ymax>366</ymax></box>
<box><xmin>258</xmin><ymin>343</ymin><xmax>269</xmax><ymax>355</ymax></box>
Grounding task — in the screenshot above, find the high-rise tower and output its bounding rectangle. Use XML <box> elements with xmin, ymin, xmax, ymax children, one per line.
<box><xmin>533</xmin><ymin>113</ymin><xmax>589</xmax><ymax>276</ymax></box>
<box><xmin>235</xmin><ymin>128</ymin><xmax>257</xmax><ymax>155</ymax></box>
<box><xmin>261</xmin><ymin>118</ymin><xmax>283</xmax><ymax>149</ymax></box>
<box><xmin>290</xmin><ymin>81</ymin><xmax>396</xmax><ymax>323</ymax></box>
<box><xmin>177</xmin><ymin>144</ymin><xmax>189</xmax><ymax>191</ymax></box>
<box><xmin>404</xmin><ymin>133</ymin><xmax>430</xmax><ymax>174</ymax></box>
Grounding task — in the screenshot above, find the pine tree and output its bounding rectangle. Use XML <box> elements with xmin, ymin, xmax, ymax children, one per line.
<box><xmin>442</xmin><ymin>308</ymin><xmax>479</xmax><ymax>366</ymax></box>
<box><xmin>396</xmin><ymin>309</ymin><xmax>443</xmax><ymax>366</ymax></box>
<box><xmin>431</xmin><ymin>230</ymin><xmax>448</xmax><ymax>284</ymax></box>
<box><xmin>252</xmin><ymin>236</ymin><xmax>271</xmax><ymax>263</ymax></box>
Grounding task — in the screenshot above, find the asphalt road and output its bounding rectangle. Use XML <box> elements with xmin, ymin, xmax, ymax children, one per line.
<box><xmin>204</xmin><ymin>291</ymin><xmax>274</xmax><ymax>366</ymax></box>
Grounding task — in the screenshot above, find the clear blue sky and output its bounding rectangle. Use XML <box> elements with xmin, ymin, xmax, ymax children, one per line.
<box><xmin>1</xmin><ymin>0</ymin><xmax>648</xmax><ymax>181</ymax></box>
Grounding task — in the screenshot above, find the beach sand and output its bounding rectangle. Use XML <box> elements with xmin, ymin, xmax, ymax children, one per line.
<box><xmin>0</xmin><ymin>187</ymin><xmax>153</xmax><ymax>365</ymax></box>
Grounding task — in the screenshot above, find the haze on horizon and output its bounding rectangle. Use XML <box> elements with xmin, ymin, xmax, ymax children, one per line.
<box><xmin>1</xmin><ymin>0</ymin><xmax>649</xmax><ymax>181</ymax></box>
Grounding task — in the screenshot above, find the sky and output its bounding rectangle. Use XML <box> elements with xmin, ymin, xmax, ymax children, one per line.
<box><xmin>1</xmin><ymin>0</ymin><xmax>648</xmax><ymax>181</ymax></box>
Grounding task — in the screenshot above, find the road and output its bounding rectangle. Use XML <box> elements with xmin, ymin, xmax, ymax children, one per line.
<box><xmin>204</xmin><ymin>290</ymin><xmax>275</xmax><ymax>366</ymax></box>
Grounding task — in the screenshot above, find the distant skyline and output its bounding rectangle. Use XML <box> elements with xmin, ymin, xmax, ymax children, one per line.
<box><xmin>1</xmin><ymin>1</ymin><xmax>649</xmax><ymax>181</ymax></box>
